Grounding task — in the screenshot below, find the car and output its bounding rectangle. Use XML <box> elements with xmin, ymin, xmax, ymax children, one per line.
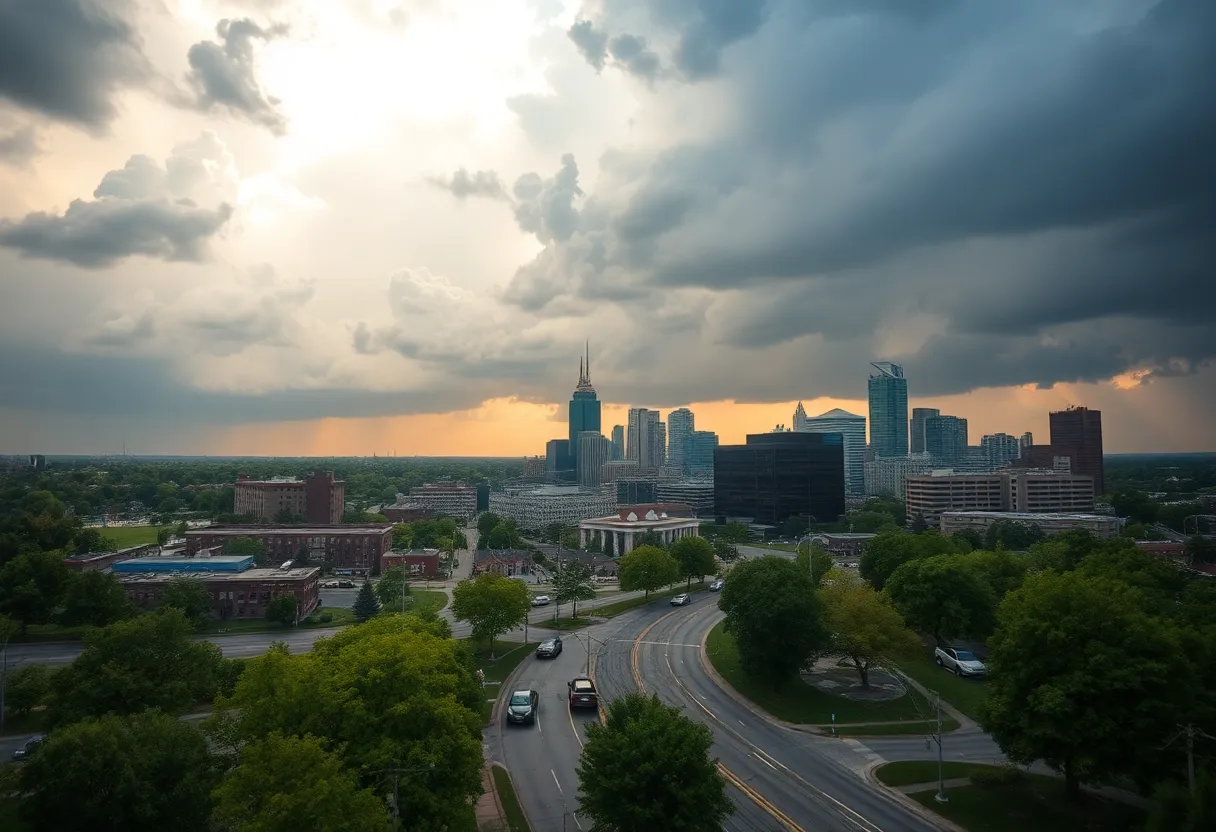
<box><xmin>536</xmin><ymin>636</ymin><xmax>563</xmax><ymax>658</ymax></box>
<box><xmin>935</xmin><ymin>646</ymin><xmax>986</xmax><ymax>677</ymax></box>
<box><xmin>709</xmin><ymin>579</ymin><xmax>724</xmax><ymax>592</ymax></box>
<box><xmin>12</xmin><ymin>736</ymin><xmax>43</xmax><ymax>762</ymax></box>
<box><xmin>531</xmin><ymin>595</ymin><xmax>551</xmax><ymax>607</ymax></box>
<box><xmin>337</xmin><ymin>579</ymin><xmax>355</xmax><ymax>589</ymax></box>
<box><xmin>670</xmin><ymin>593</ymin><xmax>691</xmax><ymax>606</ymax></box>
<box><xmin>320</xmin><ymin>580</ymin><xmax>339</xmax><ymax>588</ymax></box>
<box><xmin>568</xmin><ymin>677</ymin><xmax>598</xmax><ymax>709</ymax></box>
<box><xmin>505</xmin><ymin>689</ymin><xmax>539</xmax><ymax>725</ymax></box>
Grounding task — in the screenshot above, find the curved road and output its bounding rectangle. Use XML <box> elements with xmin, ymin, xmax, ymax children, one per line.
<box><xmin>495</xmin><ymin>591</ymin><xmax>959</xmax><ymax>831</ymax></box>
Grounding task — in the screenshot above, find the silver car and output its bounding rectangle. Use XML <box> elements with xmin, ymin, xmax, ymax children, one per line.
<box><xmin>934</xmin><ymin>646</ymin><xmax>986</xmax><ymax>677</ymax></box>
<box><xmin>670</xmin><ymin>593</ymin><xmax>691</xmax><ymax>606</ymax></box>
<box><xmin>709</xmin><ymin>580</ymin><xmax>724</xmax><ymax>592</ymax></box>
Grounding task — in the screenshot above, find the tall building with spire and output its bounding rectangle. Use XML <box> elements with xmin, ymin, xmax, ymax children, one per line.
<box><xmin>568</xmin><ymin>342</ymin><xmax>602</xmax><ymax>482</ymax></box>
<box><xmin>792</xmin><ymin>402</ymin><xmax>809</xmax><ymax>432</ymax></box>
<box><xmin>868</xmin><ymin>362</ymin><xmax>909</xmax><ymax>458</ymax></box>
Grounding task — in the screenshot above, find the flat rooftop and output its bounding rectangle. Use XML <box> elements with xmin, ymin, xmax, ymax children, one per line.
<box><xmin>118</xmin><ymin>566</ymin><xmax>321</xmax><ymax>584</ymax></box>
<box><xmin>187</xmin><ymin>525</ymin><xmax>392</xmax><ymax>535</ymax></box>
<box><xmin>942</xmin><ymin>511</ymin><xmax>1114</xmax><ymax>521</ymax></box>
<box><xmin>114</xmin><ymin>556</ymin><xmax>253</xmax><ymax>574</ymax></box>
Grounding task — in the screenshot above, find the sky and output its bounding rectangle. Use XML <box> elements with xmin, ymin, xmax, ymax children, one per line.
<box><xmin>0</xmin><ymin>0</ymin><xmax>1212</xmax><ymax>457</ymax></box>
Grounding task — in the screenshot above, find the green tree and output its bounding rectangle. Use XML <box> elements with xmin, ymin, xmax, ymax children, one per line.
<box><xmin>266</xmin><ymin>595</ymin><xmax>298</xmax><ymax>627</ymax></box>
<box><xmin>225</xmin><ymin>537</ymin><xmax>267</xmax><ymax>566</ymax></box>
<box><xmin>553</xmin><ymin>558</ymin><xmax>596</xmax><ymax>618</ymax></box>
<box><xmin>159</xmin><ymin>576</ymin><xmax>214</xmax><ymax>628</ymax></box>
<box><xmin>795</xmin><ymin>539</ymin><xmax>833</xmax><ymax>586</ymax></box>
<box><xmin>375</xmin><ymin>565</ymin><xmax>411</xmax><ymax>611</ymax></box>
<box><xmin>670</xmin><ymin>536</ymin><xmax>716</xmax><ymax>587</ymax></box>
<box><xmin>451</xmin><ymin>572</ymin><xmax>530</xmax><ymax>656</ymax></box>
<box><xmin>951</xmin><ymin>528</ymin><xmax>985</xmax><ymax>551</ymax></box>
<box><xmin>980</xmin><ymin>571</ymin><xmax>1193</xmax><ymax>798</ymax></box>
<box><xmin>212</xmin><ymin>732</ymin><xmax>389</xmax><ymax>832</ymax></box>
<box><xmin>0</xmin><ymin>550</ymin><xmax>72</xmax><ymax>632</ymax></box>
<box><xmin>884</xmin><ymin>554</ymin><xmax>996</xmax><ymax>645</ymax></box>
<box><xmin>1025</xmin><ymin>528</ymin><xmax>1109</xmax><ymax>573</ymax></box>
<box><xmin>20</xmin><ymin>709</ymin><xmax>219</xmax><ymax>832</ymax></box>
<box><xmin>718</xmin><ymin>555</ymin><xmax>828</xmax><ymax>689</ymax></box>
<box><xmin>820</xmin><ymin>571</ymin><xmax>920</xmax><ymax>688</ymax></box>
<box><xmin>618</xmin><ymin>545</ymin><xmax>680</xmax><ymax>598</ymax></box>
<box><xmin>486</xmin><ymin>522</ymin><xmax>521</xmax><ymax>550</ymax></box>
<box><xmin>352</xmin><ymin>580</ymin><xmax>382</xmax><ymax>622</ymax></box>
<box><xmin>476</xmin><ymin>511</ymin><xmax>503</xmax><ymax>540</ymax></box>
<box><xmin>634</xmin><ymin>530</ymin><xmax>666</xmax><ymax>549</ymax></box>
<box><xmin>955</xmin><ymin>548</ymin><xmax>1030</xmax><ymax>599</ymax></box>
<box><xmin>4</xmin><ymin>663</ymin><xmax>53</xmax><ymax>717</ymax></box>
<box><xmin>577</xmin><ymin>692</ymin><xmax>732</xmax><ymax>831</ymax></box>
<box><xmin>1076</xmin><ymin>545</ymin><xmax>1189</xmax><ymax>611</ymax></box>
<box><xmin>216</xmin><ymin>616</ymin><xmax>484</xmax><ymax>830</ymax></box>
<box><xmin>156</xmin><ymin>527</ymin><xmax>174</xmax><ymax>546</ymax></box>
<box><xmin>984</xmin><ymin>519</ymin><xmax>1046</xmax><ymax>550</ymax></box>
<box><xmin>72</xmin><ymin>527</ymin><xmax>114</xmax><ymax>554</ymax></box>
<box><xmin>1147</xmin><ymin>772</ymin><xmax>1216</xmax><ymax>832</ymax></box>
<box><xmin>859</xmin><ymin>530</ymin><xmax>963</xmax><ymax>591</ymax></box>
<box><xmin>712</xmin><ymin>539</ymin><xmax>739</xmax><ymax>561</ymax></box>
<box><xmin>48</xmin><ymin>608</ymin><xmax>223</xmax><ymax>725</ymax></box>
<box><xmin>391</xmin><ymin>523</ymin><xmax>414</xmax><ymax>549</ymax></box>
<box><xmin>58</xmin><ymin>569</ymin><xmax>135</xmax><ymax>628</ymax></box>
<box><xmin>559</xmin><ymin>526</ymin><xmax>581</xmax><ymax>549</ymax></box>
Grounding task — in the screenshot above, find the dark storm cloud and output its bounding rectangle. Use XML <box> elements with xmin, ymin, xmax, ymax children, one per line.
<box><xmin>428</xmin><ymin>168</ymin><xmax>511</xmax><ymax>201</ymax></box>
<box><xmin>0</xmin><ymin>126</ymin><xmax>38</xmax><ymax>164</ymax></box>
<box><xmin>511</xmin><ymin>154</ymin><xmax>583</xmax><ymax>244</ymax></box>
<box><xmin>184</xmin><ymin>18</ymin><xmax>288</xmax><ymax>134</ymax></box>
<box><xmin>568</xmin><ymin>20</ymin><xmax>609</xmax><ymax>71</ymax></box>
<box><xmin>0</xmin><ymin>0</ymin><xmax>148</xmax><ymax>129</ymax></box>
<box><xmin>515</xmin><ymin>0</ymin><xmax>1216</xmax><ymax>399</ymax></box>
<box><xmin>607</xmin><ymin>34</ymin><xmax>661</xmax><ymax>82</ymax></box>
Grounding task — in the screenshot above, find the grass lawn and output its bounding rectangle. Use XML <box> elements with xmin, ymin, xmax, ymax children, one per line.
<box><xmin>706</xmin><ymin>622</ymin><xmax>940</xmax><ymax>729</ymax></box>
<box><xmin>94</xmin><ymin>525</ymin><xmax>168</xmax><ymax>548</ymax></box>
<box><xmin>533</xmin><ymin>617</ymin><xmax>591</xmax><ymax>630</ymax></box>
<box><xmin>594</xmin><ymin>582</ymin><xmax>707</xmax><ymax>617</ymax></box>
<box><xmin>491</xmin><ymin>764</ymin><xmax>531</xmax><ymax>832</ymax></box>
<box><xmin>202</xmin><ymin>607</ymin><xmax>355</xmax><ymax>635</ymax></box>
<box><xmin>896</xmin><ymin>651</ymin><xmax>989</xmax><ymax>720</ymax></box>
<box><xmin>472</xmin><ymin>641</ymin><xmax>540</xmax><ymax>722</ymax></box>
<box><xmin>876</xmin><ymin>761</ymin><xmax>1012</xmax><ymax>787</ymax></box>
<box><xmin>909</xmin><ymin>773</ymin><xmax>1145</xmax><ymax>832</ymax></box>
<box><xmin>407</xmin><ymin>589</ymin><xmax>448</xmax><ymax>614</ymax></box>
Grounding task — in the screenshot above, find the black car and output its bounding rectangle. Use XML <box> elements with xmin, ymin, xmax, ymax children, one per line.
<box><xmin>12</xmin><ymin>736</ymin><xmax>44</xmax><ymax>761</ymax></box>
<box><xmin>337</xmin><ymin>579</ymin><xmax>355</xmax><ymax>589</ymax></box>
<box><xmin>536</xmin><ymin>636</ymin><xmax>563</xmax><ymax>659</ymax></box>
<box><xmin>506</xmin><ymin>689</ymin><xmax>539</xmax><ymax>725</ymax></box>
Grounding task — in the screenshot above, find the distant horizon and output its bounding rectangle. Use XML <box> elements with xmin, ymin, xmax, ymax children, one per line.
<box><xmin>9</xmin><ymin>451</ymin><xmax>1216</xmax><ymax>462</ymax></box>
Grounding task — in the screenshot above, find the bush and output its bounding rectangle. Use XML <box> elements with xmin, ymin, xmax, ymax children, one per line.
<box><xmin>301</xmin><ymin>616</ymin><xmax>317</xmax><ymax>625</ymax></box>
<box><xmin>319</xmin><ymin>612</ymin><xmax>333</xmax><ymax>623</ymax></box>
<box><xmin>216</xmin><ymin>657</ymin><xmax>247</xmax><ymax>698</ymax></box>
<box><xmin>969</xmin><ymin>765</ymin><xmax>1023</xmax><ymax>788</ymax></box>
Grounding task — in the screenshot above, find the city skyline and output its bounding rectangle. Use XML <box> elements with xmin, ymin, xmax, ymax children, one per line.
<box><xmin>1</xmin><ymin>2</ymin><xmax>1212</xmax><ymax>457</ymax></box>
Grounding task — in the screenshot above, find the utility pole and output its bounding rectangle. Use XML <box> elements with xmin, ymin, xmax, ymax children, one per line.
<box><xmin>372</xmin><ymin>764</ymin><xmax>434</xmax><ymax>831</ymax></box>
<box><xmin>1162</xmin><ymin>723</ymin><xmax>1214</xmax><ymax>794</ymax></box>
<box><xmin>922</xmin><ymin>691</ymin><xmax>948</xmax><ymax>803</ymax></box>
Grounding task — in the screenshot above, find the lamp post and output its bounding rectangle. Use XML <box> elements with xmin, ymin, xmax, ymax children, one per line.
<box><xmin>798</xmin><ymin>533</ymin><xmax>819</xmax><ymax>585</ymax></box>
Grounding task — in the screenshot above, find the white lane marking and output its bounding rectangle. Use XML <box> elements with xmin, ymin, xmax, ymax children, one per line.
<box><xmin>572</xmin><ymin>813</ymin><xmax>584</xmax><ymax>830</ymax></box>
<box><xmin>753</xmin><ymin>752</ymin><xmax>778</xmax><ymax>771</ymax></box>
<box><xmin>633</xmin><ymin>640</ymin><xmax>701</xmax><ymax>647</ymax></box>
<box><xmin>551</xmin><ymin>769</ymin><xmax>563</xmax><ymax>794</ymax></box>
<box><xmin>739</xmin><ymin>720</ymin><xmax>745</xmax><ymax>726</ymax></box>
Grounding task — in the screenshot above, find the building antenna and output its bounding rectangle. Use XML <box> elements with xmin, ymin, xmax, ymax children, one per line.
<box><xmin>586</xmin><ymin>340</ymin><xmax>590</xmax><ymax>378</ymax></box>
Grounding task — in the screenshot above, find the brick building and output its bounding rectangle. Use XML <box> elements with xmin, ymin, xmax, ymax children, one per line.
<box><xmin>234</xmin><ymin>471</ymin><xmax>346</xmax><ymax>524</ymax></box>
<box><xmin>408</xmin><ymin>482</ymin><xmax>478</xmax><ymax>522</ymax></box>
<box><xmin>381</xmin><ymin>549</ymin><xmax>441</xmax><ymax>578</ymax></box>
<box><xmin>380</xmin><ymin>501</ymin><xmax>433</xmax><ymax>523</ymax></box>
<box><xmin>185</xmin><ymin>524</ymin><xmax>393</xmax><ymax>575</ymax></box>
<box><xmin>113</xmin><ymin>556</ymin><xmax>320</xmax><ymax>619</ymax></box>
<box><xmin>64</xmin><ymin>544</ymin><xmax>157</xmax><ymax>572</ymax></box>
<box><xmin>472</xmin><ymin>549</ymin><xmax>534</xmax><ymax>577</ymax></box>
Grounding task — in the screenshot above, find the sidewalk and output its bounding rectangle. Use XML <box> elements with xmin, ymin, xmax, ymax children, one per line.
<box><xmin>474</xmin><ymin>766</ymin><xmax>507</xmax><ymax>831</ymax></box>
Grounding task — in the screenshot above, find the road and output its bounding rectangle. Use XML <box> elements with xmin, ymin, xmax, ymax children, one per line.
<box><xmin>493</xmin><ymin>591</ymin><xmax>951</xmax><ymax>832</ymax></box>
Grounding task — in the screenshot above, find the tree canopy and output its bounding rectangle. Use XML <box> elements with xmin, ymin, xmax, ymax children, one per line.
<box><xmin>451</xmin><ymin>572</ymin><xmax>531</xmax><ymax>656</ymax></box>
<box><xmin>670</xmin><ymin>536</ymin><xmax>716</xmax><ymax>587</ymax></box>
<box><xmin>577</xmin><ymin>692</ymin><xmax>732</xmax><ymax>831</ymax></box>
<box><xmin>718</xmin><ymin>555</ymin><xmax>828</xmax><ymax>689</ymax></box>
<box><xmin>0</xmin><ymin>549</ymin><xmax>72</xmax><ymax>632</ymax></box>
<box><xmin>58</xmin><ymin>569</ymin><xmax>135</xmax><ymax>628</ymax></box>
<box><xmin>618</xmin><ymin>545</ymin><xmax>680</xmax><ymax>597</ymax></box>
<box><xmin>265</xmin><ymin>595</ymin><xmax>298</xmax><ymax>627</ymax></box>
<box><xmin>158</xmin><ymin>576</ymin><xmax>214</xmax><ymax>627</ymax></box>
<box><xmin>794</xmin><ymin>540</ymin><xmax>833</xmax><ymax>587</ymax></box>
<box><xmin>859</xmin><ymin>530</ymin><xmax>964</xmax><ymax>590</ymax></box>
<box><xmin>552</xmin><ymin>558</ymin><xmax>596</xmax><ymax>618</ymax></box>
<box><xmin>984</xmin><ymin>519</ymin><xmax>1045</xmax><ymax>550</ymax></box>
<box><xmin>353</xmin><ymin>580</ymin><xmax>382</xmax><ymax>622</ymax></box>
<box><xmin>211</xmin><ymin>732</ymin><xmax>389</xmax><ymax>832</ymax></box>
<box><xmin>224</xmin><ymin>537</ymin><xmax>267</xmax><ymax>565</ymax></box>
<box><xmin>19</xmin><ymin>709</ymin><xmax>219</xmax><ymax>832</ymax></box>
<box><xmin>980</xmin><ymin>571</ymin><xmax>1193</xmax><ymax>797</ymax></box>
<box><xmin>375</xmin><ymin>565</ymin><xmax>411</xmax><ymax>611</ymax></box>
<box><xmin>820</xmin><ymin>570</ymin><xmax>920</xmax><ymax>688</ymax></box>
<box><xmin>884</xmin><ymin>554</ymin><xmax>996</xmax><ymax>645</ymax></box>
<box><xmin>48</xmin><ymin>608</ymin><xmax>223</xmax><ymax>726</ymax></box>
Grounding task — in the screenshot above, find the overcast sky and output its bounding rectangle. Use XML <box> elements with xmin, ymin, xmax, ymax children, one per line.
<box><xmin>0</xmin><ymin>0</ymin><xmax>1212</xmax><ymax>456</ymax></box>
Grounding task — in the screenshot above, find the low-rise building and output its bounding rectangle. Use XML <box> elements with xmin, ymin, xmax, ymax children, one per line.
<box><xmin>939</xmin><ymin>511</ymin><xmax>1121</xmax><ymax>539</ymax></box>
<box><xmin>489</xmin><ymin>485</ymin><xmax>617</xmax><ymax>530</ymax></box>
<box><xmin>579</xmin><ymin>505</ymin><xmax>701</xmax><ymax>556</ymax></box>
<box><xmin>472</xmin><ymin>549</ymin><xmax>534</xmax><ymax>578</ymax></box>
<box><xmin>185</xmin><ymin>524</ymin><xmax>393</xmax><ymax>576</ymax></box>
<box><xmin>407</xmin><ymin>481</ymin><xmax>478</xmax><ymax>522</ymax></box>
<box><xmin>807</xmin><ymin>533</ymin><xmax>876</xmax><ymax>558</ymax></box>
<box><xmin>863</xmin><ymin>455</ymin><xmax>934</xmax><ymax>502</ymax></box>
<box><xmin>906</xmin><ymin>470</ymin><xmax>1096</xmax><ymax>527</ymax></box>
<box><xmin>1134</xmin><ymin>540</ymin><xmax>1189</xmax><ymax>564</ymax></box>
<box><xmin>905</xmin><ymin>472</ymin><xmax>1004</xmax><ymax>527</ymax></box>
<box><xmin>113</xmin><ymin>556</ymin><xmax>320</xmax><ymax>620</ymax></box>
<box><xmin>656</xmin><ymin>480</ymin><xmax>715</xmax><ymax>516</ymax></box>
<box><xmin>235</xmin><ymin>471</ymin><xmax>345</xmax><ymax>524</ymax></box>
<box><xmin>381</xmin><ymin>549</ymin><xmax>441</xmax><ymax>578</ymax></box>
<box><xmin>64</xmin><ymin>544</ymin><xmax>157</xmax><ymax>572</ymax></box>
<box><xmin>380</xmin><ymin>500</ymin><xmax>433</xmax><ymax>524</ymax></box>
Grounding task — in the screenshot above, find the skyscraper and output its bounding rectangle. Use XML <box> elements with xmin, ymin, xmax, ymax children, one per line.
<box><xmin>610</xmin><ymin>425</ymin><xmax>624</xmax><ymax>460</ymax></box>
<box><xmin>792</xmin><ymin>402</ymin><xmax>809</xmax><ymax>432</ymax></box>
<box><xmin>714</xmin><ymin>433</ymin><xmax>845</xmax><ymax>526</ymax></box>
<box><xmin>627</xmin><ymin>408</ymin><xmax>663</xmax><ymax>469</ymax></box>
<box><xmin>685</xmin><ymin>431</ymin><xmax>719</xmax><ymax>476</ymax></box>
<box><xmin>667</xmin><ymin>408</ymin><xmax>694</xmax><ymax>473</ymax></box>
<box><xmin>981</xmin><ymin>433</ymin><xmax>1021</xmax><ymax>468</ymax></box>
<box><xmin>868</xmin><ymin>362</ymin><xmax>909</xmax><ymax>458</ymax></box>
<box><xmin>1049</xmin><ymin>407</ymin><xmax>1104</xmax><ymax>496</ymax></box>
<box><xmin>577</xmin><ymin>431</ymin><xmax>611</xmax><ymax>488</ymax></box>
<box><xmin>568</xmin><ymin>343</ymin><xmax>601</xmax><ymax>482</ymax></box>
<box><xmin>909</xmin><ymin>407</ymin><xmax>940</xmax><ymax>455</ymax></box>
<box><xmin>798</xmin><ymin>408</ymin><xmax>867</xmax><ymax>495</ymax></box>
<box><xmin>655</xmin><ymin>421</ymin><xmax>667</xmax><ymax>468</ymax></box>
<box><xmin>924</xmin><ymin>415</ymin><xmax>969</xmax><ymax>464</ymax></box>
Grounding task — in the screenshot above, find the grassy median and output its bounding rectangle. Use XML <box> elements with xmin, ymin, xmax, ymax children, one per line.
<box><xmin>593</xmin><ymin>582</ymin><xmax>707</xmax><ymax>617</ymax></box>
<box><xmin>491</xmin><ymin>765</ymin><xmax>531</xmax><ymax>832</ymax></box>
<box><xmin>895</xmin><ymin>651</ymin><xmax>989</xmax><ymax>720</ymax></box>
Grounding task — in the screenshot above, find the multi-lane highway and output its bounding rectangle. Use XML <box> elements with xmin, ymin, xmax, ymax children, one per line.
<box><xmin>493</xmin><ymin>589</ymin><xmax>968</xmax><ymax>832</ymax></box>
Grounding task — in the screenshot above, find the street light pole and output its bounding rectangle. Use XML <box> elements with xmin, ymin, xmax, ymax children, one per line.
<box><xmin>933</xmin><ymin>693</ymin><xmax>948</xmax><ymax>804</ymax></box>
<box><xmin>371</xmin><ymin>764</ymin><xmax>435</xmax><ymax>830</ymax></box>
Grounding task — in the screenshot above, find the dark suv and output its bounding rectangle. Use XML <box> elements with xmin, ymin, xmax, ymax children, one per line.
<box><xmin>536</xmin><ymin>636</ymin><xmax>563</xmax><ymax>659</ymax></box>
<box><xmin>506</xmin><ymin>689</ymin><xmax>539</xmax><ymax>725</ymax></box>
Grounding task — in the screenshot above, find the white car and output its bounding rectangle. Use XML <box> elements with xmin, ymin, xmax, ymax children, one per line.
<box><xmin>670</xmin><ymin>593</ymin><xmax>691</xmax><ymax>606</ymax></box>
<box><xmin>934</xmin><ymin>646</ymin><xmax>986</xmax><ymax>677</ymax></box>
<box><xmin>531</xmin><ymin>595</ymin><xmax>551</xmax><ymax>607</ymax></box>
<box><xmin>709</xmin><ymin>579</ymin><xmax>724</xmax><ymax>592</ymax></box>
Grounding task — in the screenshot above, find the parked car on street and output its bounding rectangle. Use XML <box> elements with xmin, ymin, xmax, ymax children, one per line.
<box><xmin>531</xmin><ymin>595</ymin><xmax>551</xmax><ymax>607</ymax></box>
<box><xmin>670</xmin><ymin>593</ymin><xmax>691</xmax><ymax>606</ymax></box>
<box><xmin>568</xmin><ymin>677</ymin><xmax>598</xmax><ymax>709</ymax></box>
<box><xmin>536</xmin><ymin>636</ymin><xmax>563</xmax><ymax>658</ymax></box>
<box><xmin>934</xmin><ymin>646</ymin><xmax>986</xmax><ymax>677</ymax></box>
<box><xmin>506</xmin><ymin>689</ymin><xmax>539</xmax><ymax>725</ymax></box>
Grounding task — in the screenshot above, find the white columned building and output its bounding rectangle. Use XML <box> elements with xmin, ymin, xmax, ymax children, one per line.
<box><xmin>578</xmin><ymin>506</ymin><xmax>701</xmax><ymax>557</ymax></box>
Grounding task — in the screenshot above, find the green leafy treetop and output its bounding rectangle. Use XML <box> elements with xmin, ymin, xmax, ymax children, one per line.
<box><xmin>214</xmin><ymin>615</ymin><xmax>484</xmax><ymax>831</ymax></box>
<box><xmin>159</xmin><ymin>576</ymin><xmax>214</xmax><ymax>628</ymax></box>
<box><xmin>451</xmin><ymin>572</ymin><xmax>531</xmax><ymax>657</ymax></box>
<box><xmin>819</xmin><ymin>569</ymin><xmax>920</xmax><ymax>689</ymax></box>
<box><xmin>794</xmin><ymin>540</ymin><xmax>833</xmax><ymax>587</ymax></box>
<box><xmin>633</xmin><ymin>530</ymin><xmax>666</xmax><ymax>549</ymax></box>
<box><xmin>618</xmin><ymin>545</ymin><xmax>679</xmax><ymax>598</ymax></box>
<box><xmin>884</xmin><ymin>554</ymin><xmax>996</xmax><ymax>645</ymax></box>
<box><xmin>980</xmin><ymin>571</ymin><xmax>1194</xmax><ymax>798</ymax></box>
<box><xmin>552</xmin><ymin>558</ymin><xmax>596</xmax><ymax>618</ymax></box>
<box><xmin>0</xmin><ymin>549</ymin><xmax>72</xmax><ymax>633</ymax></box>
<box><xmin>718</xmin><ymin>555</ymin><xmax>828</xmax><ymax>690</ymax></box>
<box><xmin>20</xmin><ymin>710</ymin><xmax>219</xmax><ymax>832</ymax></box>
<box><xmin>211</xmin><ymin>732</ymin><xmax>389</xmax><ymax>832</ymax></box>
<box><xmin>58</xmin><ymin>569</ymin><xmax>135</xmax><ymax>628</ymax></box>
<box><xmin>577</xmin><ymin>692</ymin><xmax>733</xmax><ymax>831</ymax></box>
<box><xmin>224</xmin><ymin>536</ymin><xmax>267</xmax><ymax>566</ymax></box>
<box><xmin>858</xmin><ymin>530</ymin><xmax>964</xmax><ymax>590</ymax></box>
<box><xmin>670</xmin><ymin>535</ymin><xmax>716</xmax><ymax>587</ymax></box>
<box><xmin>352</xmin><ymin>580</ymin><xmax>382</xmax><ymax>622</ymax></box>
<box><xmin>266</xmin><ymin>595</ymin><xmax>298</xmax><ymax>627</ymax></box>
<box><xmin>375</xmin><ymin>565</ymin><xmax>412</xmax><ymax>611</ymax></box>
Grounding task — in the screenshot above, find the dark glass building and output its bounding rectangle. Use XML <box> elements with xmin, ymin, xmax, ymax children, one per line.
<box><xmin>1049</xmin><ymin>406</ymin><xmax>1104</xmax><ymax>496</ymax></box>
<box><xmin>924</xmin><ymin>415</ymin><xmax>969</xmax><ymax>464</ymax></box>
<box><xmin>713</xmin><ymin>433</ymin><xmax>846</xmax><ymax>527</ymax></box>
<box><xmin>568</xmin><ymin>344</ymin><xmax>601</xmax><ymax>481</ymax></box>
<box><xmin>868</xmin><ymin>362</ymin><xmax>909</xmax><ymax>458</ymax></box>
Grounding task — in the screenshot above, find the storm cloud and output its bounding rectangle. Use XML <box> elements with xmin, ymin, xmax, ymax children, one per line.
<box><xmin>184</xmin><ymin>18</ymin><xmax>288</xmax><ymax>134</ymax></box>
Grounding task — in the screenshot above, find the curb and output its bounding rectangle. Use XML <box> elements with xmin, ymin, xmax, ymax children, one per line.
<box><xmin>486</xmin><ymin>765</ymin><xmax>510</xmax><ymax>831</ymax></box>
<box><xmin>862</xmin><ymin>761</ymin><xmax>968</xmax><ymax>832</ymax></box>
